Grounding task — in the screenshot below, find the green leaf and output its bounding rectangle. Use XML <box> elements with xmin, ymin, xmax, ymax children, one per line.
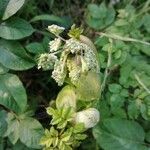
<box><xmin>76</xmin><ymin>72</ymin><xmax>101</xmax><ymax>101</ymax></box>
<box><xmin>0</xmin><ymin>139</ymin><xmax>4</xmax><ymax>149</ymax></box>
<box><xmin>0</xmin><ymin>110</ymin><xmax>7</xmax><ymax>137</ymax></box>
<box><xmin>0</xmin><ymin>0</ymin><xmax>9</xmax><ymax>19</ymax></box>
<box><xmin>30</xmin><ymin>14</ymin><xmax>72</xmax><ymax>28</ymax></box>
<box><xmin>2</xmin><ymin>0</ymin><xmax>25</xmax><ymax>20</ymax></box>
<box><xmin>142</xmin><ymin>14</ymin><xmax>150</xmax><ymax>33</ymax></box>
<box><xmin>30</xmin><ymin>14</ymin><xmax>64</xmax><ymax>24</ymax></box>
<box><xmin>5</xmin><ymin>113</ymin><xmax>20</xmax><ymax>144</ymax></box>
<box><xmin>86</xmin><ymin>3</ymin><xmax>116</xmax><ymax>30</ymax></box>
<box><xmin>0</xmin><ymin>39</ymin><xmax>35</xmax><ymax>70</ymax></box>
<box><xmin>5</xmin><ymin>113</ymin><xmax>44</xmax><ymax>149</ymax></box>
<box><xmin>26</xmin><ymin>42</ymin><xmax>46</xmax><ymax>54</ymax></box>
<box><xmin>110</xmin><ymin>94</ymin><xmax>125</xmax><ymax>111</ymax></box>
<box><xmin>87</xmin><ymin>4</ymin><xmax>102</xmax><ymax>19</ymax></box>
<box><xmin>12</xmin><ymin>141</ymin><xmax>34</xmax><ymax>150</ymax></box>
<box><xmin>145</xmin><ymin>130</ymin><xmax>150</xmax><ymax>143</ymax></box>
<box><xmin>108</xmin><ymin>83</ymin><xmax>122</xmax><ymax>93</ymax></box>
<box><xmin>56</xmin><ymin>85</ymin><xmax>76</xmax><ymax>110</ymax></box>
<box><xmin>0</xmin><ymin>17</ymin><xmax>34</xmax><ymax>40</ymax></box>
<box><xmin>47</xmin><ymin>107</ymin><xmax>74</xmax><ymax>129</ymax></box>
<box><xmin>93</xmin><ymin>118</ymin><xmax>148</xmax><ymax>150</ymax></box>
<box><xmin>0</xmin><ymin>63</ymin><xmax>9</xmax><ymax>74</ymax></box>
<box><xmin>19</xmin><ymin>118</ymin><xmax>44</xmax><ymax>149</ymax></box>
<box><xmin>128</xmin><ymin>101</ymin><xmax>139</xmax><ymax>119</ymax></box>
<box><xmin>0</xmin><ymin>73</ymin><xmax>27</xmax><ymax>113</ymax></box>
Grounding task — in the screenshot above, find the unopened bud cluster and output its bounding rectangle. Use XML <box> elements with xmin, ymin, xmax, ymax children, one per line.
<box><xmin>37</xmin><ymin>53</ymin><xmax>57</xmax><ymax>70</ymax></box>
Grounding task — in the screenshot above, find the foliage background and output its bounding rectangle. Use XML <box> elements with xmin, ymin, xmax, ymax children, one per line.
<box><xmin>0</xmin><ymin>0</ymin><xmax>150</xmax><ymax>150</ymax></box>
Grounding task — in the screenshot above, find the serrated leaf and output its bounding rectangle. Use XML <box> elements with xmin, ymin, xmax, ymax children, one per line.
<box><xmin>2</xmin><ymin>0</ymin><xmax>25</xmax><ymax>20</ymax></box>
<box><xmin>86</xmin><ymin>3</ymin><xmax>116</xmax><ymax>30</ymax></box>
<box><xmin>0</xmin><ymin>17</ymin><xmax>34</xmax><ymax>40</ymax></box>
<box><xmin>0</xmin><ymin>73</ymin><xmax>27</xmax><ymax>113</ymax></box>
<box><xmin>128</xmin><ymin>101</ymin><xmax>139</xmax><ymax>119</ymax></box>
<box><xmin>73</xmin><ymin>123</ymin><xmax>85</xmax><ymax>133</ymax></box>
<box><xmin>75</xmin><ymin>134</ymin><xmax>87</xmax><ymax>140</ymax></box>
<box><xmin>93</xmin><ymin>118</ymin><xmax>147</xmax><ymax>150</ymax></box>
<box><xmin>61</xmin><ymin>130</ymin><xmax>72</xmax><ymax>142</ymax></box>
<box><xmin>108</xmin><ymin>83</ymin><xmax>122</xmax><ymax>93</ymax></box>
<box><xmin>57</xmin><ymin>120</ymin><xmax>67</xmax><ymax>129</ymax></box>
<box><xmin>110</xmin><ymin>94</ymin><xmax>125</xmax><ymax>111</ymax></box>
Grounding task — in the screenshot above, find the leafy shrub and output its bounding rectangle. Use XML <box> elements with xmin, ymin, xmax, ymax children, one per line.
<box><xmin>0</xmin><ymin>0</ymin><xmax>150</xmax><ymax>150</ymax></box>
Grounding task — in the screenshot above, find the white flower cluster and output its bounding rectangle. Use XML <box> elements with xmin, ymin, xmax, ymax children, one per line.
<box><xmin>49</xmin><ymin>38</ymin><xmax>62</xmax><ymax>52</ymax></box>
<box><xmin>51</xmin><ymin>51</ymin><xmax>68</xmax><ymax>86</ymax></box>
<box><xmin>83</xmin><ymin>45</ymin><xmax>100</xmax><ymax>73</ymax></box>
<box><xmin>65</xmin><ymin>38</ymin><xmax>99</xmax><ymax>71</ymax></box>
<box><xmin>48</xmin><ymin>24</ymin><xmax>65</xmax><ymax>35</ymax></box>
<box><xmin>37</xmin><ymin>53</ymin><xmax>57</xmax><ymax>70</ymax></box>
<box><xmin>38</xmin><ymin>25</ymin><xmax>99</xmax><ymax>86</ymax></box>
<box><xmin>50</xmin><ymin>38</ymin><xmax>99</xmax><ymax>85</ymax></box>
<box><xmin>67</xmin><ymin>57</ymin><xmax>81</xmax><ymax>84</ymax></box>
<box><xmin>64</xmin><ymin>38</ymin><xmax>83</xmax><ymax>53</ymax></box>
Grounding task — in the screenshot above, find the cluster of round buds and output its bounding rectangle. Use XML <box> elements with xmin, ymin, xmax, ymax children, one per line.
<box><xmin>67</xmin><ymin>57</ymin><xmax>81</xmax><ymax>84</ymax></box>
<box><xmin>51</xmin><ymin>51</ymin><xmax>68</xmax><ymax>86</ymax></box>
<box><xmin>48</xmin><ymin>24</ymin><xmax>65</xmax><ymax>35</ymax></box>
<box><xmin>51</xmin><ymin>60</ymin><xmax>66</xmax><ymax>86</ymax></box>
<box><xmin>49</xmin><ymin>38</ymin><xmax>62</xmax><ymax>52</ymax></box>
<box><xmin>37</xmin><ymin>53</ymin><xmax>57</xmax><ymax>70</ymax></box>
<box><xmin>74</xmin><ymin>108</ymin><xmax>100</xmax><ymax>129</ymax></box>
<box><xmin>64</xmin><ymin>38</ymin><xmax>99</xmax><ymax>72</ymax></box>
<box><xmin>64</xmin><ymin>38</ymin><xmax>84</xmax><ymax>54</ymax></box>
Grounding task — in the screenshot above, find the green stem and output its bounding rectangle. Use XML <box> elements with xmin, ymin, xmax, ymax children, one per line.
<box><xmin>96</xmin><ymin>32</ymin><xmax>150</xmax><ymax>46</ymax></box>
<box><xmin>134</xmin><ymin>74</ymin><xmax>150</xmax><ymax>94</ymax></box>
<box><xmin>100</xmin><ymin>40</ymin><xmax>112</xmax><ymax>96</ymax></box>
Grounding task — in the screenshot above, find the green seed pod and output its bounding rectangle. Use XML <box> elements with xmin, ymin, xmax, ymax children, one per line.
<box><xmin>56</xmin><ymin>85</ymin><xmax>77</xmax><ymax>110</ymax></box>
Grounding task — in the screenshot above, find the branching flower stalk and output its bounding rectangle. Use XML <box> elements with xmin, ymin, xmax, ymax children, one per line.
<box><xmin>37</xmin><ymin>24</ymin><xmax>101</xmax><ymax>150</ymax></box>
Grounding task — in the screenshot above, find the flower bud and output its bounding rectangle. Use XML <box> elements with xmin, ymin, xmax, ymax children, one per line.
<box><xmin>37</xmin><ymin>53</ymin><xmax>57</xmax><ymax>70</ymax></box>
<box><xmin>56</xmin><ymin>85</ymin><xmax>77</xmax><ymax>110</ymax></box>
<box><xmin>74</xmin><ymin>108</ymin><xmax>100</xmax><ymax>129</ymax></box>
<box><xmin>49</xmin><ymin>38</ymin><xmax>62</xmax><ymax>52</ymax></box>
<box><xmin>48</xmin><ymin>24</ymin><xmax>65</xmax><ymax>35</ymax></box>
<box><xmin>75</xmin><ymin>71</ymin><xmax>101</xmax><ymax>101</ymax></box>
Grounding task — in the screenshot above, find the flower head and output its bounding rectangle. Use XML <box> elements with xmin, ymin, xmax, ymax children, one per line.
<box><xmin>51</xmin><ymin>51</ymin><xmax>68</xmax><ymax>86</ymax></box>
<box><xmin>49</xmin><ymin>38</ymin><xmax>62</xmax><ymax>52</ymax></box>
<box><xmin>37</xmin><ymin>53</ymin><xmax>57</xmax><ymax>70</ymax></box>
<box><xmin>48</xmin><ymin>24</ymin><xmax>65</xmax><ymax>35</ymax></box>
